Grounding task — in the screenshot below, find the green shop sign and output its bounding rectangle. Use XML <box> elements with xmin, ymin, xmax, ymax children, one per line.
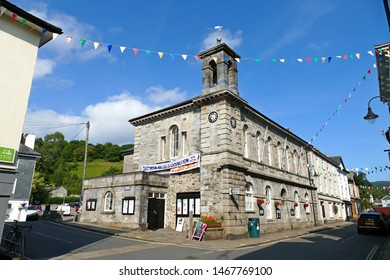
<box><xmin>0</xmin><ymin>146</ymin><xmax>16</xmax><ymax>163</ymax></box>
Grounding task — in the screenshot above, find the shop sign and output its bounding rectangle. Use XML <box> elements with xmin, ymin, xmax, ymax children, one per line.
<box><xmin>0</xmin><ymin>146</ymin><xmax>16</xmax><ymax>163</ymax></box>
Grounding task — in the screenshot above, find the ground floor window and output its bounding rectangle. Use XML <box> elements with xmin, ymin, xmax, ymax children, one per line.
<box><xmin>176</xmin><ymin>192</ymin><xmax>201</xmax><ymax>217</ymax></box>
<box><xmin>104</xmin><ymin>191</ymin><xmax>114</xmax><ymax>212</ymax></box>
<box><xmin>122</xmin><ymin>197</ymin><xmax>135</xmax><ymax>215</ymax></box>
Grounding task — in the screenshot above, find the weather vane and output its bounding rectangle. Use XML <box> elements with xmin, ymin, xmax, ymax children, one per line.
<box><xmin>215</xmin><ymin>26</ymin><xmax>223</xmax><ymax>45</ymax></box>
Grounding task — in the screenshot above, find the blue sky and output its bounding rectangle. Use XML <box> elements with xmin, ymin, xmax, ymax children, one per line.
<box><xmin>11</xmin><ymin>0</ymin><xmax>390</xmax><ymax>182</ymax></box>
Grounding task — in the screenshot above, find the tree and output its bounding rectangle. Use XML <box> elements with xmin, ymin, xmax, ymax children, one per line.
<box><xmin>31</xmin><ymin>172</ymin><xmax>52</xmax><ymax>204</ymax></box>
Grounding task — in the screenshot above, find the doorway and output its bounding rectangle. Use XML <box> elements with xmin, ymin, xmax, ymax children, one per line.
<box><xmin>147</xmin><ymin>194</ymin><xmax>165</xmax><ymax>230</ymax></box>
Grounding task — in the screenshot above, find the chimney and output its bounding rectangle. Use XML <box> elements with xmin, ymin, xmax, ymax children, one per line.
<box><xmin>25</xmin><ymin>134</ymin><xmax>36</xmax><ymax>150</ymax></box>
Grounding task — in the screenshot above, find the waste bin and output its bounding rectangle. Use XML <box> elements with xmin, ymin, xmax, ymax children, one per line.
<box><xmin>248</xmin><ymin>217</ymin><xmax>260</xmax><ymax>238</ymax></box>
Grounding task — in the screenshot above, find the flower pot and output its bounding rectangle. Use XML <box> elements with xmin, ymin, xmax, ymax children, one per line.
<box><xmin>205</xmin><ymin>222</ymin><xmax>222</xmax><ymax>228</ymax></box>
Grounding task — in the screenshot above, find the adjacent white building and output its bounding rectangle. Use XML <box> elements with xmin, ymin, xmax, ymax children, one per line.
<box><xmin>0</xmin><ymin>0</ymin><xmax>62</xmax><ymax>239</ymax></box>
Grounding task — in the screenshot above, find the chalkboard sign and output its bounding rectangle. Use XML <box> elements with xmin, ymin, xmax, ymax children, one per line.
<box><xmin>191</xmin><ymin>222</ymin><xmax>207</xmax><ymax>241</ymax></box>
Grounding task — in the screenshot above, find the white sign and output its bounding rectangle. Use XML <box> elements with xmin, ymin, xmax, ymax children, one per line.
<box><xmin>229</xmin><ymin>187</ymin><xmax>241</xmax><ymax>195</ymax></box>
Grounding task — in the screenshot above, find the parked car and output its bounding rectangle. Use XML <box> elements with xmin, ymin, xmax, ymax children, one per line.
<box><xmin>26</xmin><ymin>205</ymin><xmax>42</xmax><ymax>221</ymax></box>
<box><xmin>69</xmin><ymin>202</ymin><xmax>82</xmax><ymax>213</ymax></box>
<box><xmin>357</xmin><ymin>211</ymin><xmax>389</xmax><ymax>235</ymax></box>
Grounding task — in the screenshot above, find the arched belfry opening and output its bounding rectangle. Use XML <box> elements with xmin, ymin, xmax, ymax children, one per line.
<box><xmin>210</xmin><ymin>59</ymin><xmax>217</xmax><ymax>86</ymax></box>
<box><xmin>198</xmin><ymin>43</ymin><xmax>240</xmax><ymax>96</ymax></box>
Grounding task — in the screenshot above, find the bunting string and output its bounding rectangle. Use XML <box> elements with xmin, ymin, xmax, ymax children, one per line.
<box><xmin>61</xmin><ymin>33</ymin><xmax>380</xmax><ymax>64</ymax></box>
<box><xmin>308</xmin><ymin>164</ymin><xmax>390</xmax><ymax>177</ymax></box>
<box><xmin>307</xmin><ymin>65</ymin><xmax>375</xmax><ymax>146</ymax></box>
<box><xmin>0</xmin><ymin>7</ymin><xmax>384</xmax><ymax>64</ymax></box>
<box><xmin>348</xmin><ymin>166</ymin><xmax>390</xmax><ymax>175</ymax></box>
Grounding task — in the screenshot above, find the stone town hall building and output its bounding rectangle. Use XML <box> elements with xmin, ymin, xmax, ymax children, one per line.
<box><xmin>80</xmin><ymin>43</ymin><xmax>331</xmax><ymax>238</ymax></box>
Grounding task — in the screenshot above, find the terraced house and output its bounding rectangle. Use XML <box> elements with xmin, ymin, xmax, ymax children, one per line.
<box><xmin>80</xmin><ymin>42</ymin><xmax>355</xmax><ymax>239</ymax></box>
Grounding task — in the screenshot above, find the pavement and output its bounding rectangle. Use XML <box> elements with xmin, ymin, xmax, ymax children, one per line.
<box><xmin>1</xmin><ymin>217</ymin><xmax>389</xmax><ymax>259</ymax></box>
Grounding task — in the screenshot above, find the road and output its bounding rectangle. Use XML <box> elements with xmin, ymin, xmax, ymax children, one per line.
<box><xmin>1</xmin><ymin>221</ymin><xmax>388</xmax><ymax>260</ymax></box>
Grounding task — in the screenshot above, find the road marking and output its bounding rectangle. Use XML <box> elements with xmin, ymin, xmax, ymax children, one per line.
<box><xmin>54</xmin><ymin>242</ymin><xmax>166</xmax><ymax>259</ymax></box>
<box><xmin>33</xmin><ymin>231</ymin><xmax>73</xmax><ymax>244</ymax></box>
<box><xmin>366</xmin><ymin>245</ymin><xmax>380</xmax><ymax>260</ymax></box>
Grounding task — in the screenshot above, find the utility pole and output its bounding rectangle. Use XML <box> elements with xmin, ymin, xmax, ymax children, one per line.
<box><xmin>81</xmin><ymin>121</ymin><xmax>90</xmax><ymax>202</ymax></box>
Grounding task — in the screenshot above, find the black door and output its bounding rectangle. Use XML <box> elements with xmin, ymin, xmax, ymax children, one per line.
<box><xmin>147</xmin><ymin>198</ymin><xmax>165</xmax><ymax>230</ymax></box>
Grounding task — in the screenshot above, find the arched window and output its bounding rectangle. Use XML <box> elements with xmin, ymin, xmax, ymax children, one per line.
<box><xmin>281</xmin><ymin>188</ymin><xmax>287</xmax><ymax>206</ymax></box>
<box><xmin>265</xmin><ymin>186</ymin><xmax>272</xmax><ymax>219</ymax></box>
<box><xmin>293</xmin><ymin>150</ymin><xmax>298</xmax><ymax>174</ymax></box>
<box><xmin>267</xmin><ymin>137</ymin><xmax>273</xmax><ymax>166</ymax></box>
<box><xmin>210</xmin><ymin>60</ymin><xmax>217</xmax><ymax>85</ymax></box>
<box><xmin>245</xmin><ymin>183</ymin><xmax>254</xmax><ymax>211</ymax></box>
<box><xmin>277</xmin><ymin>142</ymin><xmax>283</xmax><ymax>169</ymax></box>
<box><xmin>294</xmin><ymin>191</ymin><xmax>300</xmax><ymax>219</ymax></box>
<box><xmin>243</xmin><ymin>125</ymin><xmax>250</xmax><ymax>158</ymax></box>
<box><xmin>256</xmin><ymin>131</ymin><xmax>261</xmax><ymax>162</ymax></box>
<box><xmin>227</xmin><ymin>60</ymin><xmax>235</xmax><ymax>86</ymax></box>
<box><xmin>170</xmin><ymin>125</ymin><xmax>179</xmax><ymax>158</ymax></box>
<box><xmin>285</xmin><ymin>146</ymin><xmax>290</xmax><ymax>171</ymax></box>
<box><xmin>104</xmin><ymin>191</ymin><xmax>114</xmax><ymax>212</ymax></box>
<box><xmin>304</xmin><ymin>193</ymin><xmax>310</xmax><ymax>213</ymax></box>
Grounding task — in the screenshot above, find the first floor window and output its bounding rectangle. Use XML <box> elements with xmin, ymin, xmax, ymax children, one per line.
<box><xmin>122</xmin><ymin>197</ymin><xmax>135</xmax><ymax>215</ymax></box>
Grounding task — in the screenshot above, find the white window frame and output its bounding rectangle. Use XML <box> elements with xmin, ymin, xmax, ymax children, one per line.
<box><xmin>170</xmin><ymin>125</ymin><xmax>179</xmax><ymax>158</ymax></box>
<box><xmin>245</xmin><ymin>184</ymin><xmax>254</xmax><ymax>211</ymax></box>
<box><xmin>104</xmin><ymin>191</ymin><xmax>114</xmax><ymax>212</ymax></box>
<box><xmin>266</xmin><ymin>186</ymin><xmax>272</xmax><ymax>219</ymax></box>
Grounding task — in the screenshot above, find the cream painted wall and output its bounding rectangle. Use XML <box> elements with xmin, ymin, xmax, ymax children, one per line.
<box><xmin>0</xmin><ymin>16</ymin><xmax>41</xmax><ymax>169</ymax></box>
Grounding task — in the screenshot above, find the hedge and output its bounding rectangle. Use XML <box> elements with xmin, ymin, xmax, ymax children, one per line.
<box><xmin>46</xmin><ymin>196</ymin><xmax>81</xmax><ymax>204</ymax></box>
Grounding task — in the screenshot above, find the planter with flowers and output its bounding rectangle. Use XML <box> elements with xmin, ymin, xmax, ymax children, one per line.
<box><xmin>199</xmin><ymin>215</ymin><xmax>221</xmax><ymax>228</ymax></box>
<box><xmin>256</xmin><ymin>199</ymin><xmax>265</xmax><ymax>205</ymax></box>
<box><xmin>294</xmin><ymin>202</ymin><xmax>299</xmax><ymax>207</ymax></box>
<box><xmin>274</xmin><ymin>201</ymin><xmax>282</xmax><ymax>209</ymax></box>
<box><xmin>304</xmin><ymin>203</ymin><xmax>310</xmax><ymax>213</ymax></box>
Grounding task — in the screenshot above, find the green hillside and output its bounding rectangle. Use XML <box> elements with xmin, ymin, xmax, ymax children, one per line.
<box><xmin>71</xmin><ymin>160</ymin><xmax>123</xmax><ymax>178</ymax></box>
<box><xmin>372</xmin><ymin>181</ymin><xmax>390</xmax><ymax>188</ymax></box>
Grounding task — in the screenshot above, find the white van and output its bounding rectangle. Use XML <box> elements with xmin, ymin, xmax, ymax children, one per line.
<box><xmin>56</xmin><ymin>204</ymin><xmax>71</xmax><ymax>215</ymax></box>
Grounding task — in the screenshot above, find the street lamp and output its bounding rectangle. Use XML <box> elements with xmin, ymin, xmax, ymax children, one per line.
<box><xmin>363</xmin><ymin>96</ymin><xmax>390</xmax><ymax>124</ymax></box>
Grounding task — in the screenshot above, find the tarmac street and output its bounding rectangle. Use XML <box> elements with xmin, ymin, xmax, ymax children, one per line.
<box><xmin>54</xmin><ymin>219</ymin><xmax>390</xmax><ymax>260</ymax></box>
<box><xmin>1</xmin><ymin>218</ymin><xmax>389</xmax><ymax>260</ymax></box>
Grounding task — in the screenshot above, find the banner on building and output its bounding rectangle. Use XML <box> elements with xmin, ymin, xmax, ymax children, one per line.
<box><xmin>141</xmin><ymin>154</ymin><xmax>200</xmax><ymax>173</ymax></box>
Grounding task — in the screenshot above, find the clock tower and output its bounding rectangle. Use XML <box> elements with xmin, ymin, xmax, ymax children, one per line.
<box><xmin>198</xmin><ymin>43</ymin><xmax>240</xmax><ymax>96</ymax></box>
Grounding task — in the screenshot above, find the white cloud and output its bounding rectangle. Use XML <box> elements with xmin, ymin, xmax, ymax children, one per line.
<box><xmin>24</xmin><ymin>91</ymin><xmax>162</xmax><ymax>145</ymax></box>
<box><xmin>33</xmin><ymin>58</ymin><xmax>57</xmax><ymax>79</ymax></box>
<box><xmin>146</xmin><ymin>86</ymin><xmax>187</xmax><ymax>105</ymax></box>
<box><xmin>202</xmin><ymin>29</ymin><xmax>243</xmax><ymax>50</ymax></box>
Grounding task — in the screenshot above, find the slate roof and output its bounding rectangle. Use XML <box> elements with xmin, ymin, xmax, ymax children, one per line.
<box><xmin>18</xmin><ymin>143</ymin><xmax>41</xmax><ymax>158</ymax></box>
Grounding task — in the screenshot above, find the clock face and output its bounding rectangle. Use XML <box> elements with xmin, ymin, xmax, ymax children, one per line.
<box><xmin>230</xmin><ymin>117</ymin><xmax>237</xmax><ymax>128</ymax></box>
<box><xmin>208</xmin><ymin>111</ymin><xmax>218</xmax><ymax>123</ymax></box>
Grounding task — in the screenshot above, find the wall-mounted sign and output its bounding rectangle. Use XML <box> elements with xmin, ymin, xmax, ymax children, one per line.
<box><xmin>276</xmin><ymin>209</ymin><xmax>281</xmax><ymax>219</ymax></box>
<box><xmin>0</xmin><ymin>146</ymin><xmax>16</xmax><ymax>164</ymax></box>
<box><xmin>229</xmin><ymin>187</ymin><xmax>240</xmax><ymax>195</ymax></box>
<box><xmin>259</xmin><ymin>208</ymin><xmax>264</xmax><ymax>216</ymax></box>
